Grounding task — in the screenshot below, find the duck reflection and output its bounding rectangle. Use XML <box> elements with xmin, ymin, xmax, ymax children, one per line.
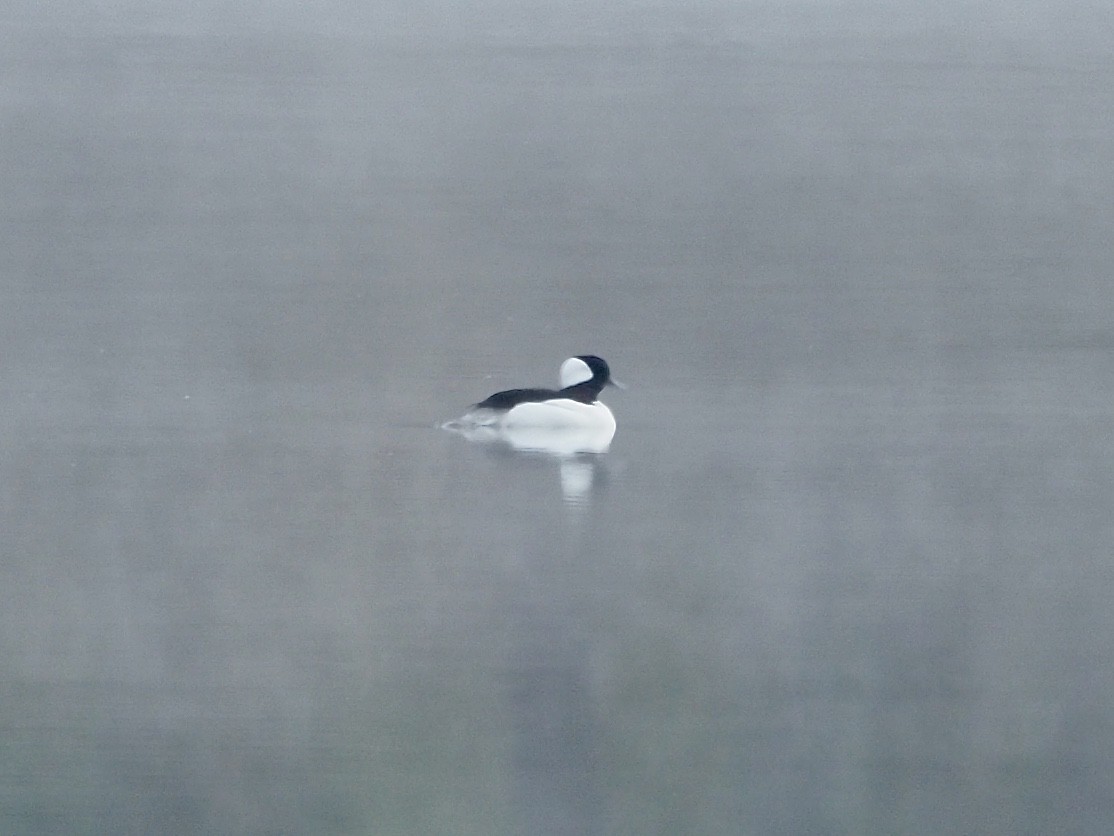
<box><xmin>442</xmin><ymin>421</ymin><xmax>609</xmax><ymax>506</ymax></box>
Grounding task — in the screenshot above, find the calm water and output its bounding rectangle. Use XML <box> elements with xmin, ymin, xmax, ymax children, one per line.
<box><xmin>3</xmin><ymin>4</ymin><xmax>1114</xmax><ymax>834</ymax></box>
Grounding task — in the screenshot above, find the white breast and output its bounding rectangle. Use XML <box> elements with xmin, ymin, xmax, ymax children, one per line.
<box><xmin>502</xmin><ymin>399</ymin><xmax>616</xmax><ymax>433</ymax></box>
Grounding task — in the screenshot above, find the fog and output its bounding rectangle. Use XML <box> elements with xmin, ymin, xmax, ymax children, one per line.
<box><xmin>3</xmin><ymin>2</ymin><xmax>1113</xmax><ymax>834</ymax></box>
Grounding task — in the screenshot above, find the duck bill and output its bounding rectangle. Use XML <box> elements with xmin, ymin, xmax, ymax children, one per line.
<box><xmin>607</xmin><ymin>377</ymin><xmax>627</xmax><ymax>390</ymax></box>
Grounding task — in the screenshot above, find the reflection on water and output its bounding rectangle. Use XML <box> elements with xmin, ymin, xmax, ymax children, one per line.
<box><xmin>443</xmin><ymin>423</ymin><xmax>611</xmax><ymax>505</ymax></box>
<box><xmin>557</xmin><ymin>459</ymin><xmax>599</xmax><ymax>508</ymax></box>
<box><xmin>3</xmin><ymin>4</ymin><xmax>1114</xmax><ymax>834</ymax></box>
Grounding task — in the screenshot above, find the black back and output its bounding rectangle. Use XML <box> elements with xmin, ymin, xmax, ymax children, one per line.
<box><xmin>474</xmin><ymin>387</ymin><xmax>564</xmax><ymax>410</ymax></box>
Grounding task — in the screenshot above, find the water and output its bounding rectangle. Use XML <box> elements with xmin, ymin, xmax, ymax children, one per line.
<box><xmin>3</xmin><ymin>4</ymin><xmax>1114</xmax><ymax>834</ymax></box>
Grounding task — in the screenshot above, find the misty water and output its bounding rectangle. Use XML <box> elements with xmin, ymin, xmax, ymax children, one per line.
<box><xmin>3</xmin><ymin>4</ymin><xmax>1114</xmax><ymax>834</ymax></box>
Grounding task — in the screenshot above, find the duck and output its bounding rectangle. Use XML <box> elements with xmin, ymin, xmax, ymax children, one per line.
<box><xmin>445</xmin><ymin>355</ymin><xmax>622</xmax><ymax>452</ymax></box>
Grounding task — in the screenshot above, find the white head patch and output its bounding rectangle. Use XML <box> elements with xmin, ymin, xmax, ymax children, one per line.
<box><xmin>559</xmin><ymin>357</ymin><xmax>593</xmax><ymax>388</ymax></box>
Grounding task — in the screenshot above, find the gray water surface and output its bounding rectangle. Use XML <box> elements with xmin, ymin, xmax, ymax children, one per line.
<box><xmin>3</xmin><ymin>4</ymin><xmax>1114</xmax><ymax>834</ymax></box>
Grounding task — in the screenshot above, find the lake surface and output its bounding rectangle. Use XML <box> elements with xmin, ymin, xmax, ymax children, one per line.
<box><xmin>3</xmin><ymin>3</ymin><xmax>1113</xmax><ymax>834</ymax></box>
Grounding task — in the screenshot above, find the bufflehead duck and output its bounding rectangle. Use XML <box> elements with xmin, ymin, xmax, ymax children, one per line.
<box><xmin>445</xmin><ymin>355</ymin><xmax>622</xmax><ymax>451</ymax></box>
